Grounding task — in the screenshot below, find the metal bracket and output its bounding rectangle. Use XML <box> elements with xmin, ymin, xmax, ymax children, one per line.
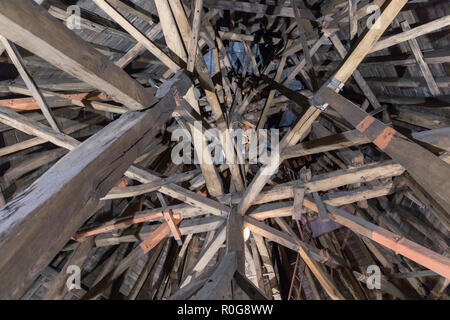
<box><xmin>327</xmin><ymin>77</ymin><xmax>344</xmax><ymax>92</ymax></box>
<box><xmin>311</xmin><ymin>77</ymin><xmax>344</xmax><ymax>111</ymax></box>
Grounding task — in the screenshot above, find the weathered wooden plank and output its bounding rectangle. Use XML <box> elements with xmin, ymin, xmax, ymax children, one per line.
<box><xmin>94</xmin><ymin>216</ymin><xmax>225</xmax><ymax>247</ymax></box>
<box><xmin>313</xmin><ymin>192</ymin><xmax>329</xmax><ymax>222</ymax></box>
<box><xmin>0</xmin><ymin>74</ymin><xmax>189</xmax><ymax>300</ymax></box>
<box><xmin>234</xmin><ymin>271</ymin><xmax>269</xmax><ymax>300</ymax></box>
<box><xmin>227</xmin><ymin>207</ymin><xmax>245</xmax><ymax>273</ymax></box>
<box><xmin>0</xmin><ymin>116</ymin><xmax>104</xmax><ymax>157</ymax></box>
<box><xmin>92</xmin><ymin>0</ymin><xmax>179</xmax><ymax>72</ymax></box>
<box><xmin>257</xmin><ymin>56</ymin><xmax>287</xmax><ymax>130</ymax></box>
<box><xmin>192</xmin><ymin>252</ymin><xmax>236</xmax><ymax>300</ymax></box>
<box><xmin>0</xmin><ymin>0</ymin><xmax>156</xmax><ymax>110</ymax></box>
<box><xmin>400</xmin><ymin>20</ymin><xmax>441</xmax><ymax>96</ymax></box>
<box><xmin>282</xmin><ymin>129</ymin><xmax>369</xmax><ymax>160</ymax></box>
<box><xmin>323</xmin><ymin>205</ymin><xmax>450</xmax><ymax>280</ymax></box>
<box><xmin>244</xmin><ymin>217</ymin><xmax>344</xmax><ymax>268</ymax></box>
<box><xmin>412</xmin><ymin>128</ymin><xmax>450</xmax><ymax>152</ymax></box>
<box><xmin>317</xmin><ymin>88</ymin><xmax>450</xmax><ymax>217</ymax></box>
<box><xmin>101</xmin><ymin>169</ymin><xmax>201</xmax><ymax>200</ymax></box>
<box><xmin>245</xmin><ymin>217</ymin><xmax>344</xmax><ymax>299</ymax></box>
<box><xmin>186</xmin><ymin>0</ymin><xmax>203</xmax><ymax>72</ymax></box>
<box><xmin>371</xmin><ymin>15</ymin><xmax>450</xmax><ymax>53</ymax></box>
<box><xmin>292</xmin><ymin>186</ymin><xmax>305</xmax><ymax>220</ymax></box>
<box><xmin>0</xmin><ymin>36</ymin><xmax>61</xmax><ymax>131</ymax></box>
<box><xmin>334</xmin><ymin>0</ymin><xmax>408</xmax><ymax>83</ymax></box>
<box><xmin>43</xmin><ymin>238</ymin><xmax>95</xmax><ymax>300</ymax></box>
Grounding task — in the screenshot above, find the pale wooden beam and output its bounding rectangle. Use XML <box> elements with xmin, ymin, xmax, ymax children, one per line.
<box><xmin>257</xmin><ymin>56</ymin><xmax>287</xmax><ymax>130</ymax></box>
<box><xmin>192</xmin><ymin>252</ymin><xmax>236</xmax><ymax>300</ymax></box>
<box><xmin>371</xmin><ymin>15</ymin><xmax>450</xmax><ymax>53</ymax></box>
<box><xmin>92</xmin><ymin>0</ymin><xmax>179</xmax><ymax>72</ymax></box>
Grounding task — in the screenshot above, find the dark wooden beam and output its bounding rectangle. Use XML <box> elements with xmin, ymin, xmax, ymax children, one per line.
<box><xmin>317</xmin><ymin>88</ymin><xmax>450</xmax><ymax>221</ymax></box>
<box><xmin>0</xmin><ymin>72</ymin><xmax>190</xmax><ymax>299</ymax></box>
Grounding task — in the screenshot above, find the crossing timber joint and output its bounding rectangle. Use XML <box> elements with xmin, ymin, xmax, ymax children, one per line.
<box><xmin>311</xmin><ymin>77</ymin><xmax>344</xmax><ymax>111</ymax></box>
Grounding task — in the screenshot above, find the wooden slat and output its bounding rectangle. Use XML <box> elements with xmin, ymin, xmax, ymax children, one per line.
<box><xmin>0</xmin><ymin>36</ymin><xmax>61</xmax><ymax>132</ymax></box>
<box><xmin>163</xmin><ymin>210</ymin><xmax>182</xmax><ymax>242</ymax></box>
<box><xmin>292</xmin><ymin>186</ymin><xmax>305</xmax><ymax>220</ymax></box>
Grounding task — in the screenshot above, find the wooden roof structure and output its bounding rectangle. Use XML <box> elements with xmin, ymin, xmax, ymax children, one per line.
<box><xmin>0</xmin><ymin>0</ymin><xmax>449</xmax><ymax>300</ymax></box>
